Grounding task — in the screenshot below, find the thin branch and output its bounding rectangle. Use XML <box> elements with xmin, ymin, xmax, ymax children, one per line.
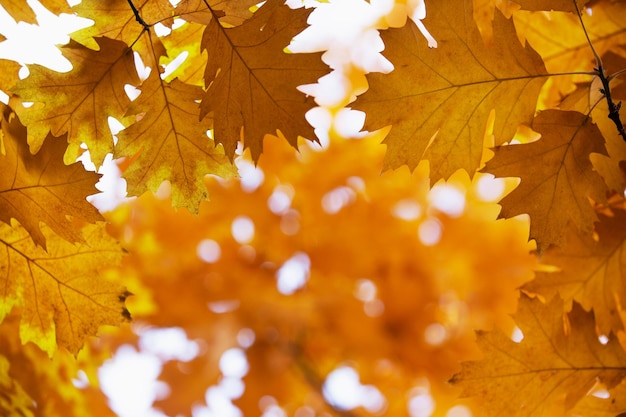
<box><xmin>127</xmin><ymin>0</ymin><xmax>150</xmax><ymax>30</ymax></box>
<box><xmin>574</xmin><ymin>0</ymin><xmax>626</xmax><ymax>141</ymax></box>
<box><xmin>608</xmin><ymin>67</ymin><xmax>626</xmax><ymax>82</ymax></box>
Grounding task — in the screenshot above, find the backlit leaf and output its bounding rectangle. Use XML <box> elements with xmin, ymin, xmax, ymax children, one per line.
<box><xmin>115</xmin><ymin>32</ymin><xmax>235</xmax><ymax>211</ymax></box>
<box><xmin>200</xmin><ymin>0</ymin><xmax>328</xmax><ymax>160</ymax></box>
<box><xmin>0</xmin><ymin>221</ymin><xmax>129</xmax><ymax>356</ymax></box>
<box><xmin>354</xmin><ymin>0</ymin><xmax>548</xmax><ymax>180</ymax></box>
<box><xmin>11</xmin><ymin>38</ymin><xmax>139</xmax><ymax>166</ymax></box>
<box><xmin>483</xmin><ymin>109</ymin><xmax>608</xmax><ymax>249</ymax></box>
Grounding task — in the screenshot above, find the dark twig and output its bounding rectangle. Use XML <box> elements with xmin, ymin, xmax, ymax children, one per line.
<box><xmin>127</xmin><ymin>0</ymin><xmax>150</xmax><ymax>30</ymax></box>
<box><xmin>597</xmin><ymin>65</ymin><xmax>626</xmax><ymax>141</ymax></box>
<box><xmin>573</xmin><ymin>0</ymin><xmax>626</xmax><ymax>141</ymax></box>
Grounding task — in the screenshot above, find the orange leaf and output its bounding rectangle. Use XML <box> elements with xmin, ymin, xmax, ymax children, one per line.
<box><xmin>483</xmin><ymin>109</ymin><xmax>608</xmax><ymax>249</ymax></box>
<box><xmin>451</xmin><ymin>295</ymin><xmax>626</xmax><ymax>417</ymax></box>
<box><xmin>199</xmin><ymin>0</ymin><xmax>328</xmax><ymax>160</ymax></box>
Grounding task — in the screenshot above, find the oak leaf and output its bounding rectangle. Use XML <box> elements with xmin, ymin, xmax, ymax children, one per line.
<box><xmin>114</xmin><ymin>31</ymin><xmax>235</xmax><ymax>210</ymax></box>
<box><xmin>354</xmin><ymin>0</ymin><xmax>547</xmax><ymax>180</ymax></box>
<box><xmin>0</xmin><ymin>104</ymin><xmax>102</xmax><ymax>249</ymax></box>
<box><xmin>0</xmin><ymin>221</ymin><xmax>130</xmax><ymax>356</ymax></box>
<box><xmin>451</xmin><ymin>295</ymin><xmax>626</xmax><ymax>417</ymax></box>
<box><xmin>11</xmin><ymin>37</ymin><xmax>139</xmax><ymax>166</ymax></box>
<box><xmin>483</xmin><ymin>109</ymin><xmax>608</xmax><ymax>248</ymax></box>
<box><xmin>199</xmin><ymin>0</ymin><xmax>328</xmax><ymax>160</ymax></box>
<box><xmin>526</xmin><ymin>207</ymin><xmax>626</xmax><ymax>335</ymax></box>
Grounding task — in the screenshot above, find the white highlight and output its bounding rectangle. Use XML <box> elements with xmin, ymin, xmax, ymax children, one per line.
<box><xmin>476</xmin><ymin>174</ymin><xmax>506</xmax><ymax>202</ymax></box>
<box><xmin>231</xmin><ymin>216</ymin><xmax>255</xmax><ymax>244</ymax></box>
<box><xmin>511</xmin><ymin>326</ymin><xmax>524</xmax><ymax>343</ymax></box>
<box><xmin>408</xmin><ymin>393</ymin><xmax>434</xmax><ymax>417</ymax></box>
<box><xmin>197</xmin><ymin>239</ymin><xmax>221</xmax><ymax>263</ymax></box>
<box><xmin>161</xmin><ymin>51</ymin><xmax>188</xmax><ymax>80</ymax></box>
<box><xmin>429</xmin><ymin>184</ymin><xmax>465</xmax><ymax>217</ymax></box>
<box><xmin>323</xmin><ymin>367</ymin><xmax>385</xmax><ymax>413</ymax></box>
<box><xmin>0</xmin><ymin>3</ymin><xmax>92</xmax><ymax>71</ymax></box>
<box><xmin>392</xmin><ymin>199</ymin><xmax>422</xmax><ymax>221</ymax></box>
<box><xmin>99</xmin><ymin>346</ymin><xmax>168</xmax><ymax>417</ymax></box>
<box><xmin>208</xmin><ymin>300</ymin><xmax>240</xmax><ymax>314</ymax></box>
<box><xmin>321</xmin><ymin>186</ymin><xmax>356</xmax><ymax>214</ymax></box>
<box><xmin>364</xmin><ymin>299</ymin><xmax>384</xmax><ymax>317</ymax></box>
<box><xmin>237</xmin><ymin>328</ymin><xmax>255</xmax><ymax>348</ymax></box>
<box><xmin>446</xmin><ymin>405</ymin><xmax>473</xmax><ymax>417</ymax></box>
<box><xmin>268</xmin><ymin>184</ymin><xmax>294</xmax><ymax>215</ymax></box>
<box><xmin>276</xmin><ymin>252</ymin><xmax>311</xmax><ymax>295</ymax></box>
<box><xmin>354</xmin><ymin>279</ymin><xmax>377</xmax><ymax>302</ymax></box>
<box><xmin>219</xmin><ymin>348</ymin><xmax>249</xmax><ymax>378</ymax></box>
<box><xmin>139</xmin><ymin>327</ymin><xmax>199</xmax><ymax>362</ymax></box>
<box><xmin>418</xmin><ymin>218</ymin><xmax>442</xmax><ymax>246</ymax></box>
<box><xmin>424</xmin><ymin>323</ymin><xmax>447</xmax><ymax>346</ymax></box>
<box><xmin>236</xmin><ymin>159</ymin><xmax>264</xmax><ymax>192</ymax></box>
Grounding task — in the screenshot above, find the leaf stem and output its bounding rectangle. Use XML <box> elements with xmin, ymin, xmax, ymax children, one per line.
<box><xmin>127</xmin><ymin>0</ymin><xmax>150</xmax><ymax>30</ymax></box>
<box><xmin>574</xmin><ymin>0</ymin><xmax>626</xmax><ymax>141</ymax></box>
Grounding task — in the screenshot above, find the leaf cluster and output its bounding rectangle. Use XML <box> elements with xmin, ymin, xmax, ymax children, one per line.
<box><xmin>0</xmin><ymin>0</ymin><xmax>626</xmax><ymax>416</ymax></box>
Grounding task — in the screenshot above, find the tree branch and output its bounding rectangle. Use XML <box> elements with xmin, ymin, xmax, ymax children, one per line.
<box><xmin>127</xmin><ymin>0</ymin><xmax>150</xmax><ymax>30</ymax></box>
<box><xmin>573</xmin><ymin>0</ymin><xmax>626</xmax><ymax>141</ymax></box>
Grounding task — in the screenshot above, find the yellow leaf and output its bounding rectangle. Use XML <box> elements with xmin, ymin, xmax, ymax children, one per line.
<box><xmin>472</xmin><ymin>0</ymin><xmax>590</xmax><ymax>45</ymax></box>
<box><xmin>354</xmin><ymin>0</ymin><xmax>548</xmax><ymax>180</ymax></box>
<box><xmin>0</xmin><ymin>59</ymin><xmax>20</xmax><ymax>95</ymax></box>
<box><xmin>0</xmin><ymin>221</ymin><xmax>130</xmax><ymax>356</ymax></box>
<box><xmin>115</xmin><ymin>32</ymin><xmax>235</xmax><ymax>210</ymax></box>
<box><xmin>451</xmin><ymin>295</ymin><xmax>626</xmax><ymax>417</ymax></box>
<box><xmin>11</xmin><ymin>38</ymin><xmax>139</xmax><ymax>165</ymax></box>
<box><xmin>0</xmin><ymin>0</ymin><xmax>37</xmax><ymax>23</ymax></box>
<box><xmin>0</xmin><ymin>104</ymin><xmax>102</xmax><ymax>249</ymax></box>
<box><xmin>200</xmin><ymin>0</ymin><xmax>328</xmax><ymax>160</ymax></box>
<box><xmin>483</xmin><ymin>109</ymin><xmax>608</xmax><ymax>249</ymax></box>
